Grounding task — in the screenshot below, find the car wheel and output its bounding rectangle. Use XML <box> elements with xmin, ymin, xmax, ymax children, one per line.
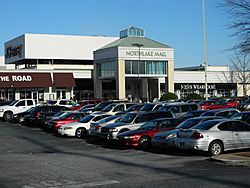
<box><xmin>209</xmin><ymin>141</ymin><xmax>223</xmax><ymax>156</ymax></box>
<box><xmin>138</xmin><ymin>136</ymin><xmax>151</xmax><ymax>149</ymax></box>
<box><xmin>4</xmin><ymin>111</ymin><xmax>13</xmax><ymax>122</ymax></box>
<box><xmin>75</xmin><ymin>128</ymin><xmax>87</xmax><ymax>139</ymax></box>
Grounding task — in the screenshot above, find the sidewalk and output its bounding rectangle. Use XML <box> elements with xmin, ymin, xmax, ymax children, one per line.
<box><xmin>211</xmin><ymin>152</ymin><xmax>250</xmax><ymax>167</ymax></box>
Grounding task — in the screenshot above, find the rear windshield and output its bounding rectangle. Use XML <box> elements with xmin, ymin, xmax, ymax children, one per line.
<box><xmin>176</xmin><ymin>118</ymin><xmax>202</xmax><ymax>129</ymax></box>
<box><xmin>192</xmin><ymin>120</ymin><xmax>221</xmax><ymax>130</ymax></box>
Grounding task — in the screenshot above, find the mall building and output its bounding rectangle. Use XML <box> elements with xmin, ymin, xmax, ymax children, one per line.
<box><xmin>0</xmin><ymin>26</ymin><xmax>248</xmax><ymax>102</ymax></box>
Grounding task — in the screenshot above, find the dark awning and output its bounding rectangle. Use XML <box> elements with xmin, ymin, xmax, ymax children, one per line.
<box><xmin>53</xmin><ymin>73</ymin><xmax>76</xmax><ymax>87</ymax></box>
<box><xmin>0</xmin><ymin>73</ymin><xmax>53</xmax><ymax>88</ymax></box>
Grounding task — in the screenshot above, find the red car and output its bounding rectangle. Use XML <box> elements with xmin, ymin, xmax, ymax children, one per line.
<box><xmin>117</xmin><ymin>118</ymin><xmax>182</xmax><ymax>148</ymax></box>
<box><xmin>200</xmin><ymin>100</ymin><xmax>231</xmax><ymax>110</ymax></box>
<box><xmin>69</xmin><ymin>99</ymin><xmax>101</xmax><ymax>111</ymax></box>
<box><xmin>44</xmin><ymin>111</ymin><xmax>86</xmax><ymax>132</ymax></box>
<box><xmin>220</xmin><ymin>98</ymin><xmax>240</xmax><ymax>108</ymax></box>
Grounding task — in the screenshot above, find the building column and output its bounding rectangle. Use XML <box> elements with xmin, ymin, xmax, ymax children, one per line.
<box><xmin>94</xmin><ymin>63</ymin><xmax>102</xmax><ymax>99</ymax></box>
<box><xmin>141</xmin><ymin>78</ymin><xmax>148</xmax><ymax>102</ymax></box>
<box><xmin>116</xmin><ymin>59</ymin><xmax>126</xmax><ymax>100</ymax></box>
<box><xmin>165</xmin><ymin>60</ymin><xmax>174</xmax><ymax>93</ymax></box>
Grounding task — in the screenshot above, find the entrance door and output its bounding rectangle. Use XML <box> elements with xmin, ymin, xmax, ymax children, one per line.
<box><xmin>56</xmin><ymin>89</ymin><xmax>66</xmax><ymax>99</ymax></box>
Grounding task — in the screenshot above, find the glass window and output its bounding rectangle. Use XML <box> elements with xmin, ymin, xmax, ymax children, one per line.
<box><xmin>27</xmin><ymin>100</ymin><xmax>34</xmax><ymax>106</ymax></box>
<box><xmin>132</xmin><ymin>61</ymin><xmax>139</xmax><ymax>74</ymax></box>
<box><xmin>232</xmin><ymin>121</ymin><xmax>250</xmax><ymax>131</ymax></box>
<box><xmin>125</xmin><ymin>61</ymin><xmax>131</xmax><ymax>74</ymax></box>
<box><xmin>16</xmin><ymin>100</ymin><xmax>25</xmax><ymax>107</ymax></box>
<box><xmin>218</xmin><ymin>122</ymin><xmax>232</xmax><ymax>131</ymax></box>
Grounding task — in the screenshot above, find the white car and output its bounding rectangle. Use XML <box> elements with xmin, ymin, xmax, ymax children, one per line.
<box><xmin>58</xmin><ymin>114</ymin><xmax>111</xmax><ymax>138</ymax></box>
<box><xmin>89</xmin><ymin>115</ymin><xmax>121</xmax><ymax>136</ymax></box>
<box><xmin>0</xmin><ymin>99</ymin><xmax>36</xmax><ymax>121</ymax></box>
<box><xmin>93</xmin><ymin>103</ymin><xmax>135</xmax><ymax>116</ymax></box>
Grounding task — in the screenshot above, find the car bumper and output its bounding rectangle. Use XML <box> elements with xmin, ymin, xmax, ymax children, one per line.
<box><xmin>0</xmin><ymin>111</ymin><xmax>4</xmax><ymax>118</ymax></box>
<box><xmin>98</xmin><ymin>132</ymin><xmax>118</xmax><ymax>140</ymax></box>
<box><xmin>58</xmin><ymin>128</ymin><xmax>75</xmax><ymax>136</ymax></box>
<box><xmin>175</xmin><ymin>138</ymin><xmax>209</xmax><ymax>151</ymax></box>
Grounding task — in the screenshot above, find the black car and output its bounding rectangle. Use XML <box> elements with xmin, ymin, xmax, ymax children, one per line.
<box><xmin>13</xmin><ymin>107</ymin><xmax>35</xmax><ymax>123</ymax></box>
<box><xmin>23</xmin><ymin>105</ymin><xmax>69</xmax><ymax>127</ymax></box>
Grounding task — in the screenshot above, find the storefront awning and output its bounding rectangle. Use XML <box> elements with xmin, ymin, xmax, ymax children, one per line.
<box><xmin>0</xmin><ymin>73</ymin><xmax>53</xmax><ymax>88</ymax></box>
<box><xmin>53</xmin><ymin>73</ymin><xmax>76</xmax><ymax>87</ymax></box>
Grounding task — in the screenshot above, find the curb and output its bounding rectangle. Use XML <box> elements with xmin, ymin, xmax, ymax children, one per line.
<box><xmin>210</xmin><ymin>155</ymin><xmax>250</xmax><ymax>167</ymax></box>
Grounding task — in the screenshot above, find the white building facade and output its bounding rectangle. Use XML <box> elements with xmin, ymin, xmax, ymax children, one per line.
<box><xmin>1</xmin><ymin>27</ymin><xmax>248</xmax><ymax>102</ymax></box>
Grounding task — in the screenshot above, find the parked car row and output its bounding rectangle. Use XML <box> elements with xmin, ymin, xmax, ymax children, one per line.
<box><xmin>1</xmin><ymin>98</ymin><xmax>250</xmax><ymax>156</ymax></box>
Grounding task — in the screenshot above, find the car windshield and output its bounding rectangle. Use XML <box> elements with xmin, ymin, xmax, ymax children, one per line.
<box><xmin>94</xmin><ymin>102</ymin><xmax>109</xmax><ymax>109</ymax></box>
<box><xmin>101</xmin><ymin>104</ymin><xmax>116</xmax><ymax>112</ymax></box>
<box><xmin>231</xmin><ymin>113</ymin><xmax>249</xmax><ymax>121</ymax></box>
<box><xmin>9</xmin><ymin>100</ymin><xmax>18</xmax><ymax>106</ymax></box>
<box><xmin>176</xmin><ymin>118</ymin><xmax>202</xmax><ymax>129</ymax></box>
<box><xmin>80</xmin><ymin>115</ymin><xmax>94</xmax><ymax>123</ymax></box>
<box><xmin>97</xmin><ymin>116</ymin><xmax>118</xmax><ymax>123</ymax></box>
<box><xmin>120</xmin><ymin>114</ymin><xmax>137</xmax><ymax>123</ymax></box>
<box><xmin>126</xmin><ymin>105</ymin><xmax>142</xmax><ymax>112</ymax></box>
<box><xmin>140</xmin><ymin>104</ymin><xmax>155</xmax><ymax>111</ymax></box>
<box><xmin>192</xmin><ymin>120</ymin><xmax>221</xmax><ymax>130</ymax></box>
<box><xmin>139</xmin><ymin>121</ymin><xmax>157</xmax><ymax>130</ymax></box>
<box><xmin>57</xmin><ymin>112</ymin><xmax>72</xmax><ymax>119</ymax></box>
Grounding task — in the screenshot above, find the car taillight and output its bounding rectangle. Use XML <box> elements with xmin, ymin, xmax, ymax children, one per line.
<box><xmin>95</xmin><ymin>125</ymin><xmax>101</xmax><ymax>130</ymax></box>
<box><xmin>36</xmin><ymin>112</ymin><xmax>41</xmax><ymax>118</ymax></box>
<box><xmin>191</xmin><ymin>132</ymin><xmax>203</xmax><ymax>139</ymax></box>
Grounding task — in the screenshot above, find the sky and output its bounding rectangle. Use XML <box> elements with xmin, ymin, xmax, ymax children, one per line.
<box><xmin>0</xmin><ymin>0</ymin><xmax>236</xmax><ymax>68</ymax></box>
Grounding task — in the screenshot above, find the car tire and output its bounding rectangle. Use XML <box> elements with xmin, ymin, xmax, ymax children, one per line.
<box><xmin>208</xmin><ymin>141</ymin><xmax>223</xmax><ymax>156</ymax></box>
<box><xmin>75</xmin><ymin>128</ymin><xmax>87</xmax><ymax>139</ymax></box>
<box><xmin>138</xmin><ymin>136</ymin><xmax>151</xmax><ymax>149</ymax></box>
<box><xmin>4</xmin><ymin>111</ymin><xmax>13</xmax><ymax>122</ymax></box>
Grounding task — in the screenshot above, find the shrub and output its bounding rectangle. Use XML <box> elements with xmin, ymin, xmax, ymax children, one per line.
<box><xmin>186</xmin><ymin>93</ymin><xmax>202</xmax><ymax>100</ymax></box>
<box><xmin>160</xmin><ymin>92</ymin><xmax>178</xmax><ymax>101</ymax></box>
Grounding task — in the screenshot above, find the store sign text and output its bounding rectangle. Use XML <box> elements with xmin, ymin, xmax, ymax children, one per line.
<box><xmin>180</xmin><ymin>84</ymin><xmax>216</xmax><ymax>90</ymax></box>
<box><xmin>5</xmin><ymin>45</ymin><xmax>23</xmax><ymax>59</ymax></box>
<box><xmin>0</xmin><ymin>75</ymin><xmax>32</xmax><ymax>82</ymax></box>
<box><xmin>126</xmin><ymin>50</ymin><xmax>167</xmax><ymax>57</ymax></box>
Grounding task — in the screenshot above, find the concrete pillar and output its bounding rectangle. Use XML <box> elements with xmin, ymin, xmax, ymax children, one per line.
<box><xmin>141</xmin><ymin>78</ymin><xmax>148</xmax><ymax>102</ymax></box>
<box><xmin>157</xmin><ymin>78</ymin><xmax>161</xmax><ymax>99</ymax></box>
<box><xmin>116</xmin><ymin>59</ymin><xmax>126</xmax><ymax>100</ymax></box>
<box><xmin>166</xmin><ymin>60</ymin><xmax>174</xmax><ymax>93</ymax></box>
<box><xmin>94</xmin><ymin>63</ymin><xmax>102</xmax><ymax>99</ymax></box>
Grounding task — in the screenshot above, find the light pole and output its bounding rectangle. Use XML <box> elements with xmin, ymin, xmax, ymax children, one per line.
<box><xmin>202</xmin><ymin>0</ymin><xmax>208</xmax><ymax>100</ymax></box>
<box><xmin>132</xmin><ymin>43</ymin><xmax>144</xmax><ymax>101</ymax></box>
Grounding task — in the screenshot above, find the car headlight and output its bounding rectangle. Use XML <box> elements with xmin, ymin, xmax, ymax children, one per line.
<box><xmin>0</xmin><ymin>109</ymin><xmax>4</xmax><ymax>112</ymax></box>
<box><xmin>165</xmin><ymin>133</ymin><xmax>177</xmax><ymax>140</ymax></box>
<box><xmin>109</xmin><ymin>128</ymin><xmax>118</xmax><ymax>132</ymax></box>
<box><xmin>64</xmin><ymin>127</ymin><xmax>73</xmax><ymax>130</ymax></box>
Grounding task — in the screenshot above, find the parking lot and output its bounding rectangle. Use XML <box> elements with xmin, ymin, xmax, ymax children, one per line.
<box><xmin>1</xmin><ymin>120</ymin><xmax>250</xmax><ymax>188</ymax></box>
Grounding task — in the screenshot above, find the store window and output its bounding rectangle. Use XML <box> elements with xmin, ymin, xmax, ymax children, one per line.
<box><xmin>56</xmin><ymin>89</ymin><xmax>66</xmax><ymax>99</ymax></box>
<box><xmin>100</xmin><ymin>61</ymin><xmax>116</xmax><ymax>78</ymax></box>
<box><xmin>125</xmin><ymin>60</ymin><xmax>166</xmax><ymax>75</ymax></box>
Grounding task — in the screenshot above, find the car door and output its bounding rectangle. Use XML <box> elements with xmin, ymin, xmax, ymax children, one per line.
<box><xmin>231</xmin><ymin>121</ymin><xmax>250</xmax><ymax>148</ymax></box>
<box><xmin>217</xmin><ymin>122</ymin><xmax>234</xmax><ymax>150</ymax></box>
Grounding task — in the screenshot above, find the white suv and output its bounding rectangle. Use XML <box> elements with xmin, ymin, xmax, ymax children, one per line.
<box><xmin>0</xmin><ymin>99</ymin><xmax>36</xmax><ymax>121</ymax></box>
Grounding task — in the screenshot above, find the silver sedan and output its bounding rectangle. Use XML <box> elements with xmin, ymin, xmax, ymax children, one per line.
<box><xmin>175</xmin><ymin>119</ymin><xmax>250</xmax><ymax>155</ymax></box>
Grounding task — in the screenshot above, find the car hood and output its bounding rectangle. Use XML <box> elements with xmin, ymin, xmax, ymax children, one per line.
<box><xmin>60</xmin><ymin>121</ymin><xmax>84</xmax><ymax>127</ymax></box>
<box><xmin>104</xmin><ymin>122</ymin><xmax>127</xmax><ymax>128</ymax></box>
<box><xmin>119</xmin><ymin>129</ymin><xmax>152</xmax><ymax>136</ymax></box>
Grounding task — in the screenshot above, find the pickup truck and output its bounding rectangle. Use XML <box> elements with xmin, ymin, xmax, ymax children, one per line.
<box><xmin>0</xmin><ymin>99</ymin><xmax>36</xmax><ymax>121</ymax></box>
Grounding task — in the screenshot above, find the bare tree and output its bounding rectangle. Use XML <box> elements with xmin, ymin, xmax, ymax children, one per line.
<box><xmin>230</xmin><ymin>52</ymin><xmax>250</xmax><ymax>96</ymax></box>
<box><xmin>221</xmin><ymin>0</ymin><xmax>250</xmax><ymax>55</ymax></box>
